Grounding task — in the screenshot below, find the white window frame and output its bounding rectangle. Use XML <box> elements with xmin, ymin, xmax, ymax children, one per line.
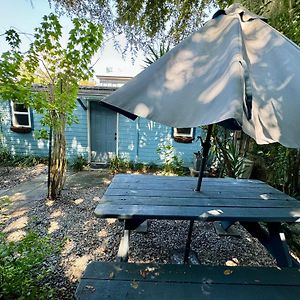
<box><xmin>10</xmin><ymin>101</ymin><xmax>32</xmax><ymax>128</ymax></box>
<box><xmin>173</xmin><ymin>127</ymin><xmax>194</xmax><ymax>138</ymax></box>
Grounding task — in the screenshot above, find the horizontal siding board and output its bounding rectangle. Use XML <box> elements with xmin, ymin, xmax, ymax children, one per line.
<box><xmin>2</xmin><ymin>91</ymin><xmax>201</xmax><ymax>163</ymax></box>
<box><xmin>1</xmin><ymin>101</ymin><xmax>89</xmax><ymax>159</ymax></box>
<box><xmin>118</xmin><ymin>116</ymin><xmax>202</xmax><ymax>166</ymax></box>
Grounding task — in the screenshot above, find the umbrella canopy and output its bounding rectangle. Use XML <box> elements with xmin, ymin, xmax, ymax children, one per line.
<box><xmin>102</xmin><ymin>4</ymin><xmax>300</xmax><ymax>148</ymax></box>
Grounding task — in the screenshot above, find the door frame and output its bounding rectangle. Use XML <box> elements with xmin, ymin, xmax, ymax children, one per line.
<box><xmin>87</xmin><ymin>100</ymin><xmax>119</xmax><ymax>163</ymax></box>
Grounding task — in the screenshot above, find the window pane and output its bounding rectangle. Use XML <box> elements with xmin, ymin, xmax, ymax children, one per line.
<box><xmin>176</xmin><ymin>128</ymin><xmax>192</xmax><ymax>134</ymax></box>
<box><xmin>13</xmin><ymin>103</ymin><xmax>28</xmax><ymax>112</ymax></box>
<box><xmin>15</xmin><ymin>114</ymin><xmax>29</xmax><ymax>126</ymax></box>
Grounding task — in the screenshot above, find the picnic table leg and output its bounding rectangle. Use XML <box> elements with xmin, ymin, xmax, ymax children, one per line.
<box><xmin>116</xmin><ymin>219</ymin><xmax>147</xmax><ymax>262</ymax></box>
<box><xmin>184</xmin><ymin>220</ymin><xmax>194</xmax><ymax>263</ymax></box>
<box><xmin>116</xmin><ymin>222</ymin><xmax>130</xmax><ymax>262</ymax></box>
<box><xmin>266</xmin><ymin>223</ymin><xmax>296</xmax><ymax>267</ymax></box>
<box><xmin>240</xmin><ymin>222</ymin><xmax>297</xmax><ymax>267</ymax></box>
<box><xmin>213</xmin><ymin>221</ymin><xmax>240</xmax><ymax>237</ymax></box>
<box><xmin>135</xmin><ymin>220</ymin><xmax>148</xmax><ymax>233</ymax></box>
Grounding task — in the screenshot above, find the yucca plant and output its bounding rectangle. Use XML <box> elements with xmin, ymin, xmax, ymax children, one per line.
<box><xmin>143</xmin><ymin>42</ymin><xmax>171</xmax><ymax>67</ymax></box>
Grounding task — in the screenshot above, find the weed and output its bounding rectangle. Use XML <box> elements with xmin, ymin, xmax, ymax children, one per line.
<box><xmin>109</xmin><ymin>156</ymin><xmax>130</xmax><ymax>174</ymax></box>
<box><xmin>156</xmin><ymin>144</ymin><xmax>185</xmax><ymax>175</ymax></box>
<box><xmin>0</xmin><ymin>196</ymin><xmax>11</xmax><ymax>225</ymax></box>
<box><xmin>0</xmin><ymin>148</ymin><xmax>47</xmax><ymax>167</ymax></box>
<box><xmin>70</xmin><ymin>155</ymin><xmax>88</xmax><ymax>172</ymax></box>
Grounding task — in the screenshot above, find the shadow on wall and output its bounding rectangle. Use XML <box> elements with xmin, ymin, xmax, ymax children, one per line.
<box><xmin>2</xmin><ymin>133</ymin><xmax>88</xmax><ymax>160</ymax></box>
<box><xmin>134</xmin><ymin>118</ymin><xmax>201</xmax><ymax>166</ymax></box>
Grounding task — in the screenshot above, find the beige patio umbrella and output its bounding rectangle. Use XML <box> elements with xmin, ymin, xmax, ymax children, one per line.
<box><xmin>102</xmin><ymin>3</ymin><xmax>300</xmax><ymax>147</ymax></box>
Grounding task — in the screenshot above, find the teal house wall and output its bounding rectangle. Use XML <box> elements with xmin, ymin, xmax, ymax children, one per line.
<box><xmin>0</xmin><ymin>100</ymin><xmax>89</xmax><ymax>159</ymax></box>
<box><xmin>118</xmin><ymin>115</ymin><xmax>201</xmax><ymax>166</ymax></box>
<box><xmin>1</xmin><ymin>90</ymin><xmax>202</xmax><ymax>167</ymax></box>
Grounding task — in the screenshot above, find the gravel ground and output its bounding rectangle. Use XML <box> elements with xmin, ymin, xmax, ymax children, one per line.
<box><xmin>2</xmin><ymin>168</ymin><xmax>279</xmax><ymax>299</ymax></box>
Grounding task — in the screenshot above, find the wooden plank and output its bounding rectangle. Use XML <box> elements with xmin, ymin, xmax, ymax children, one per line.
<box><xmin>112</xmin><ymin>174</ymin><xmax>264</xmax><ymax>184</ymax></box>
<box><xmin>76</xmin><ymin>262</ymin><xmax>300</xmax><ymax>300</ymax></box>
<box><xmin>104</xmin><ymin>188</ymin><xmax>291</xmax><ymax>200</ymax></box>
<box><xmin>81</xmin><ymin>262</ymin><xmax>300</xmax><ymax>285</ymax></box>
<box><xmin>94</xmin><ymin>204</ymin><xmax>300</xmax><ymax>222</ymax></box>
<box><xmin>76</xmin><ymin>279</ymin><xmax>300</xmax><ymax>300</ymax></box>
<box><xmin>108</xmin><ymin>181</ymin><xmax>283</xmax><ymax>193</ymax></box>
<box><xmin>99</xmin><ymin>195</ymin><xmax>300</xmax><ymax>208</ymax></box>
<box><xmin>111</xmin><ymin>178</ymin><xmax>266</xmax><ymax>187</ymax></box>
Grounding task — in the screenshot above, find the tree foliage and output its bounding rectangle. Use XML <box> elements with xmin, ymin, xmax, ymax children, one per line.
<box><xmin>0</xmin><ymin>14</ymin><xmax>103</xmax><ymax>199</ymax></box>
<box><xmin>49</xmin><ymin>0</ymin><xmax>217</xmax><ymax>51</ymax></box>
<box><xmin>49</xmin><ymin>0</ymin><xmax>300</xmax><ymax>52</ymax></box>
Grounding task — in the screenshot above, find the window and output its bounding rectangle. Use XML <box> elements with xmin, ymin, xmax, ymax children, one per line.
<box><xmin>10</xmin><ymin>102</ymin><xmax>32</xmax><ymax>132</ymax></box>
<box><xmin>173</xmin><ymin>128</ymin><xmax>195</xmax><ymax>143</ymax></box>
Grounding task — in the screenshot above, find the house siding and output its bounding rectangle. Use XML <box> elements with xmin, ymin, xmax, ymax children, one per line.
<box><xmin>0</xmin><ymin>101</ymin><xmax>49</xmax><ymax>157</ymax></box>
<box><xmin>1</xmin><ymin>99</ymin><xmax>201</xmax><ymax>167</ymax></box>
<box><xmin>0</xmin><ymin>100</ymin><xmax>88</xmax><ymax>160</ymax></box>
<box><xmin>118</xmin><ymin>114</ymin><xmax>201</xmax><ymax>166</ymax></box>
<box><xmin>65</xmin><ymin>101</ymin><xmax>88</xmax><ymax>159</ymax></box>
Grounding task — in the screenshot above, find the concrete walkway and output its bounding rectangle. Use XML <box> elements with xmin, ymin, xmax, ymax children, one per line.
<box><xmin>0</xmin><ymin>174</ymin><xmax>48</xmax><ymax>210</ymax></box>
<box><xmin>0</xmin><ymin>170</ymin><xmax>110</xmax><ymax>209</ymax></box>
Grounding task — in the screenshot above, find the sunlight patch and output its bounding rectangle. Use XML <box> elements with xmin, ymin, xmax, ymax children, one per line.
<box><xmin>3</xmin><ymin>215</ymin><xmax>28</xmax><ymax>232</ymax></box>
<box><xmin>74</xmin><ymin>198</ymin><xmax>84</xmax><ymax>205</ymax></box>
<box><xmin>106</xmin><ymin>218</ymin><xmax>117</xmax><ymax>225</ymax></box>
<box><xmin>66</xmin><ymin>255</ymin><xmax>91</xmax><ymax>281</ymax></box>
<box><xmin>98</xmin><ymin>229</ymin><xmax>108</xmax><ymax>238</ymax></box>
<box><xmin>48</xmin><ymin>221</ymin><xmax>60</xmax><ymax>234</ymax></box>
<box><xmin>50</xmin><ymin>209</ymin><xmax>63</xmax><ymax>218</ymax></box>
<box><xmin>134</xmin><ymin>103</ymin><xmax>150</xmax><ymax>117</ymax></box>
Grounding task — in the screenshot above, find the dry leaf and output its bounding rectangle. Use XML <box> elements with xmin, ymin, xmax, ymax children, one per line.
<box><xmin>131</xmin><ymin>280</ymin><xmax>139</xmax><ymax>289</ymax></box>
<box><xmin>85</xmin><ymin>285</ymin><xmax>96</xmax><ymax>292</ymax></box>
<box><xmin>140</xmin><ymin>270</ymin><xmax>147</xmax><ymax>278</ymax></box>
<box><xmin>224</xmin><ymin>269</ymin><xmax>233</xmax><ymax>275</ymax></box>
<box><xmin>109</xmin><ymin>272</ymin><xmax>115</xmax><ymax>279</ymax></box>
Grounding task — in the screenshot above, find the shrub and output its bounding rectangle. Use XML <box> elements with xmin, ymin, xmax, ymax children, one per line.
<box><xmin>0</xmin><ymin>148</ymin><xmax>47</xmax><ymax>167</ymax></box>
<box><xmin>70</xmin><ymin>155</ymin><xmax>88</xmax><ymax>172</ymax></box>
<box><xmin>156</xmin><ymin>144</ymin><xmax>185</xmax><ymax>175</ymax></box>
<box><xmin>109</xmin><ymin>156</ymin><xmax>130</xmax><ymax>174</ymax></box>
<box><xmin>0</xmin><ymin>148</ymin><xmax>14</xmax><ymax>165</ymax></box>
<box><xmin>0</xmin><ymin>231</ymin><xmax>57</xmax><ymax>299</ymax></box>
<box><xmin>13</xmin><ymin>155</ymin><xmax>48</xmax><ymax>167</ymax></box>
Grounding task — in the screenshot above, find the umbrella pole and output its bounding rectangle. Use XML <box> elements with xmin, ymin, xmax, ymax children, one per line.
<box><xmin>184</xmin><ymin>125</ymin><xmax>213</xmax><ymax>263</ymax></box>
<box><xmin>195</xmin><ymin>124</ymin><xmax>213</xmax><ymax>192</ymax></box>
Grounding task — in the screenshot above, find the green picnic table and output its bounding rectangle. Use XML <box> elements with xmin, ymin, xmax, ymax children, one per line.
<box><xmin>95</xmin><ymin>174</ymin><xmax>300</xmax><ymax>266</ymax></box>
<box><xmin>76</xmin><ymin>174</ymin><xmax>300</xmax><ymax>299</ymax></box>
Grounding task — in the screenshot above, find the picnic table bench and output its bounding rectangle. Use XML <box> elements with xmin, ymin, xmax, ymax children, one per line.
<box><xmin>76</xmin><ymin>174</ymin><xmax>300</xmax><ymax>299</ymax></box>
<box><xmin>76</xmin><ymin>261</ymin><xmax>300</xmax><ymax>299</ymax></box>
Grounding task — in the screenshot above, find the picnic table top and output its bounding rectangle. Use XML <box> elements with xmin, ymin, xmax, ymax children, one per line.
<box><xmin>94</xmin><ymin>174</ymin><xmax>300</xmax><ymax>223</ymax></box>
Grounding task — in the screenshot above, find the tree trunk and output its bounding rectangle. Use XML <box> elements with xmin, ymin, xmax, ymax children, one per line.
<box><xmin>48</xmin><ymin>117</ymin><xmax>67</xmax><ymax>199</ymax></box>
